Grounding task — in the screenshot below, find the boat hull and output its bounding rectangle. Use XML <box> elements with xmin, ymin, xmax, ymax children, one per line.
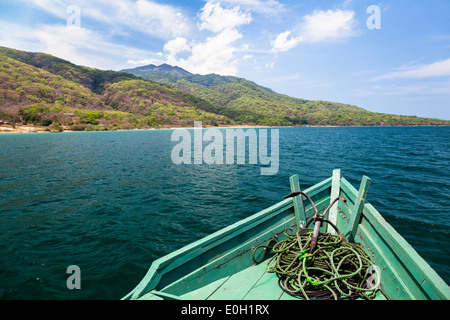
<box><xmin>123</xmin><ymin>170</ymin><xmax>450</xmax><ymax>300</ymax></box>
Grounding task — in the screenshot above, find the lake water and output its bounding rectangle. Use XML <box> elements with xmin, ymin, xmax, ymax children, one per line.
<box><xmin>0</xmin><ymin>126</ymin><xmax>449</xmax><ymax>299</ymax></box>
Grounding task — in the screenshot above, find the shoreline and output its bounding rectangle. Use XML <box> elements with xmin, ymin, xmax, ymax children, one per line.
<box><xmin>1</xmin><ymin>123</ymin><xmax>449</xmax><ymax>134</ymax></box>
<box><xmin>0</xmin><ymin>124</ymin><xmax>272</xmax><ymax>134</ymax></box>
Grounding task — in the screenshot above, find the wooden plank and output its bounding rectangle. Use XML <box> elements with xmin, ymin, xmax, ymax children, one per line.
<box><xmin>337</xmin><ymin>179</ymin><xmax>450</xmax><ymax>300</ymax></box>
<box><xmin>346</xmin><ymin>175</ymin><xmax>371</xmax><ymax>242</ymax></box>
<box><xmin>340</xmin><ymin>177</ymin><xmax>358</xmax><ymax>201</ymax></box>
<box><xmin>136</xmin><ymin>292</ymin><xmax>164</xmax><ymax>300</ymax></box>
<box><xmin>147</xmin><ymin>290</ymin><xmax>181</xmax><ymax>300</ymax></box>
<box><xmin>327</xmin><ymin>169</ymin><xmax>341</xmax><ymax>235</ymax></box>
<box><xmin>358</xmin><ymin>204</ymin><xmax>450</xmax><ymax>299</ymax></box>
<box><xmin>208</xmin><ymin>263</ymin><xmax>268</xmax><ymax>300</ymax></box>
<box><xmin>161</xmin><ymin>215</ymin><xmax>297</xmax><ymax>296</ymax></box>
<box><xmin>336</xmin><ymin>177</ymin><xmax>358</xmax><ymax>230</ymax></box>
<box><xmin>129</xmin><ymin>199</ymin><xmax>295</xmax><ymax>298</ymax></box>
<box><xmin>126</xmin><ymin>177</ymin><xmax>334</xmax><ymax>300</ymax></box>
<box><xmin>243</xmin><ymin>269</ymin><xmax>283</xmax><ymax>300</ymax></box>
<box><xmin>353</xmin><ymin>221</ymin><xmax>417</xmax><ymax>299</ymax></box>
<box><xmin>289</xmin><ymin>174</ymin><xmax>306</xmax><ymax>229</ymax></box>
<box><xmin>181</xmin><ymin>277</ymin><xmax>230</xmax><ymax>300</ymax></box>
<box><xmin>125</xmin><ymin>172</ymin><xmax>450</xmax><ymax>301</ymax></box>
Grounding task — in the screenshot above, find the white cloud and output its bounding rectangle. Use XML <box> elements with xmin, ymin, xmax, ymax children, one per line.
<box><xmin>164</xmin><ymin>37</ymin><xmax>191</xmax><ymax>56</ymax></box>
<box><xmin>165</xmin><ymin>29</ymin><xmax>244</xmax><ymax>75</ymax></box>
<box><xmin>271</xmin><ymin>9</ymin><xmax>358</xmax><ymax>52</ymax></box>
<box><xmin>20</xmin><ymin>0</ymin><xmax>191</xmax><ymax>39</ymax></box>
<box><xmin>218</xmin><ymin>0</ymin><xmax>285</xmax><ymax>15</ymax></box>
<box><xmin>342</xmin><ymin>0</ymin><xmax>352</xmax><ymax>9</ymax></box>
<box><xmin>271</xmin><ymin>31</ymin><xmax>303</xmax><ymax>52</ymax></box>
<box><xmin>198</xmin><ymin>1</ymin><xmax>252</xmax><ymax>32</ymax></box>
<box><xmin>132</xmin><ymin>0</ymin><xmax>191</xmax><ymax>38</ymax></box>
<box><xmin>0</xmin><ymin>20</ymin><xmax>157</xmax><ymax>70</ymax></box>
<box><xmin>2</xmin><ymin>1</ymin><xmax>252</xmax><ymax>74</ymax></box>
<box><xmin>0</xmin><ymin>19</ymin><xmax>39</xmax><ymax>50</ymax></box>
<box><xmin>156</xmin><ymin>1</ymin><xmax>252</xmax><ymax>75</ymax></box>
<box><xmin>127</xmin><ymin>58</ymin><xmax>163</xmax><ymax>66</ymax></box>
<box><xmin>372</xmin><ymin>59</ymin><xmax>450</xmax><ymax>81</ymax></box>
<box><xmin>20</xmin><ymin>0</ymin><xmax>67</xmax><ymax>18</ymax></box>
<box><xmin>301</xmin><ymin>9</ymin><xmax>358</xmax><ymax>43</ymax></box>
<box><xmin>33</xmin><ymin>25</ymin><xmax>158</xmax><ymax>70</ymax></box>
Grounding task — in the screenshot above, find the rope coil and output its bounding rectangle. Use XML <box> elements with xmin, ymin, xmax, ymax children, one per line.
<box><xmin>253</xmin><ymin>227</ymin><xmax>380</xmax><ymax>300</ymax></box>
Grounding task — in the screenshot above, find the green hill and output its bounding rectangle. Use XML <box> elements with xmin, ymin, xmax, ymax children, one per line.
<box><xmin>0</xmin><ymin>47</ymin><xmax>234</xmax><ymax>130</ymax></box>
<box><xmin>124</xmin><ymin>65</ymin><xmax>450</xmax><ymax>127</ymax></box>
<box><xmin>0</xmin><ymin>46</ymin><xmax>449</xmax><ymax>132</ymax></box>
<box><xmin>121</xmin><ymin>63</ymin><xmax>192</xmax><ymax>78</ymax></box>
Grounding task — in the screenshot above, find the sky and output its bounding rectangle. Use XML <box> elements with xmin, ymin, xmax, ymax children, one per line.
<box><xmin>0</xmin><ymin>0</ymin><xmax>449</xmax><ymax>120</ymax></box>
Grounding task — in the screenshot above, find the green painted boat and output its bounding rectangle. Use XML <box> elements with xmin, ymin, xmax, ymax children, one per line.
<box><xmin>122</xmin><ymin>170</ymin><xmax>450</xmax><ymax>300</ymax></box>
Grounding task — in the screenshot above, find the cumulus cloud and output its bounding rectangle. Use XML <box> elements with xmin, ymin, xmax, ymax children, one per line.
<box><xmin>271</xmin><ymin>9</ymin><xmax>358</xmax><ymax>52</ymax></box>
<box><xmin>19</xmin><ymin>0</ymin><xmax>191</xmax><ymax>39</ymax></box>
<box><xmin>301</xmin><ymin>9</ymin><xmax>357</xmax><ymax>43</ymax></box>
<box><xmin>164</xmin><ymin>37</ymin><xmax>191</xmax><ymax>56</ymax></box>
<box><xmin>271</xmin><ymin>31</ymin><xmax>303</xmax><ymax>52</ymax></box>
<box><xmin>159</xmin><ymin>1</ymin><xmax>252</xmax><ymax>75</ymax></box>
<box><xmin>34</xmin><ymin>25</ymin><xmax>158</xmax><ymax>70</ymax></box>
<box><xmin>3</xmin><ymin>0</ymin><xmax>253</xmax><ymax>74</ymax></box>
<box><xmin>0</xmin><ymin>19</ymin><xmax>157</xmax><ymax>70</ymax></box>
<box><xmin>198</xmin><ymin>1</ymin><xmax>252</xmax><ymax>32</ymax></box>
<box><xmin>180</xmin><ymin>29</ymin><xmax>244</xmax><ymax>75</ymax></box>
<box><xmin>163</xmin><ymin>29</ymin><xmax>246</xmax><ymax>76</ymax></box>
<box><xmin>132</xmin><ymin>0</ymin><xmax>190</xmax><ymax>38</ymax></box>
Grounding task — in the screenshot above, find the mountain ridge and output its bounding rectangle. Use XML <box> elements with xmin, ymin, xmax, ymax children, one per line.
<box><xmin>1</xmin><ymin>46</ymin><xmax>449</xmax><ymax>132</ymax></box>
<box><xmin>121</xmin><ymin>63</ymin><xmax>192</xmax><ymax>77</ymax></box>
<box><xmin>122</xmin><ymin>63</ymin><xmax>447</xmax><ymax>127</ymax></box>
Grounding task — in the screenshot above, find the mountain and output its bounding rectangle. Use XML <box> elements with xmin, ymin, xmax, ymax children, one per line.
<box><xmin>122</xmin><ymin>64</ymin><xmax>450</xmax><ymax>127</ymax></box>
<box><xmin>0</xmin><ymin>46</ymin><xmax>139</xmax><ymax>94</ymax></box>
<box><xmin>121</xmin><ymin>63</ymin><xmax>192</xmax><ymax>77</ymax></box>
<box><xmin>1</xmin><ymin>46</ymin><xmax>449</xmax><ymax>132</ymax></box>
<box><xmin>0</xmin><ymin>47</ymin><xmax>234</xmax><ymax>130</ymax></box>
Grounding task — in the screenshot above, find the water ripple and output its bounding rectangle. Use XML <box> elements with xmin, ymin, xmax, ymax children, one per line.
<box><xmin>0</xmin><ymin>127</ymin><xmax>449</xmax><ymax>299</ymax></box>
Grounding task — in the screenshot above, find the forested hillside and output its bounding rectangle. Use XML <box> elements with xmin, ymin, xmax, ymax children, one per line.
<box><xmin>0</xmin><ymin>47</ymin><xmax>234</xmax><ymax>131</ymax></box>
<box><xmin>1</xmin><ymin>46</ymin><xmax>449</xmax><ymax>132</ymax></box>
<box><xmin>127</xmin><ymin>67</ymin><xmax>450</xmax><ymax>127</ymax></box>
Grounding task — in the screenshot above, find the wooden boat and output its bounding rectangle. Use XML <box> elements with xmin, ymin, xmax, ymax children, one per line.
<box><xmin>122</xmin><ymin>170</ymin><xmax>450</xmax><ymax>300</ymax></box>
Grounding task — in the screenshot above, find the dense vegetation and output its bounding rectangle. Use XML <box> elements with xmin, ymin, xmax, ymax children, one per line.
<box><xmin>0</xmin><ymin>47</ymin><xmax>233</xmax><ymax>131</ymax></box>
<box><xmin>0</xmin><ymin>46</ymin><xmax>449</xmax><ymax>132</ymax></box>
<box><xmin>131</xmin><ymin>70</ymin><xmax>450</xmax><ymax>127</ymax></box>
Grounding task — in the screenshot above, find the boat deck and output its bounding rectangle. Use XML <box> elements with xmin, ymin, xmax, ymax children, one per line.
<box><xmin>126</xmin><ymin>171</ymin><xmax>450</xmax><ymax>301</ymax></box>
<box><xmin>139</xmin><ymin>259</ymin><xmax>386</xmax><ymax>300</ymax></box>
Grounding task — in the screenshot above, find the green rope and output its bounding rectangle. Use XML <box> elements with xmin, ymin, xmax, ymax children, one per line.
<box><xmin>255</xmin><ymin>228</ymin><xmax>380</xmax><ymax>300</ymax></box>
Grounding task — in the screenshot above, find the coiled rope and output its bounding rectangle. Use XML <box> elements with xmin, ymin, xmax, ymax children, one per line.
<box><xmin>253</xmin><ymin>227</ymin><xmax>381</xmax><ymax>300</ymax></box>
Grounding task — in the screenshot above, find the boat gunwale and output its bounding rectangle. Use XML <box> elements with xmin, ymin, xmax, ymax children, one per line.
<box><xmin>123</xmin><ymin>173</ymin><xmax>450</xmax><ymax>300</ymax></box>
<box><xmin>337</xmin><ymin>176</ymin><xmax>450</xmax><ymax>299</ymax></box>
<box><xmin>358</xmin><ymin>203</ymin><xmax>450</xmax><ymax>299</ymax></box>
<box><xmin>124</xmin><ymin>178</ymin><xmax>332</xmax><ymax>299</ymax></box>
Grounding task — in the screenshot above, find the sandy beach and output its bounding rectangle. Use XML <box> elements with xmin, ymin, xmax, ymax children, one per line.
<box><xmin>2</xmin><ymin>123</ymin><xmax>441</xmax><ymax>134</ymax></box>
<box><xmin>0</xmin><ymin>123</ymin><xmax>278</xmax><ymax>134</ymax></box>
<box><xmin>0</xmin><ymin>125</ymin><xmax>44</xmax><ymax>134</ymax></box>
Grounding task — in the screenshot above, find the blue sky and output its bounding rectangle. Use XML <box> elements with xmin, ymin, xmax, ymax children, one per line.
<box><xmin>0</xmin><ymin>0</ymin><xmax>449</xmax><ymax>120</ymax></box>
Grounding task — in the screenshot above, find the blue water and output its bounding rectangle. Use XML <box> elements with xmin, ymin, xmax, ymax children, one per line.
<box><xmin>0</xmin><ymin>126</ymin><xmax>449</xmax><ymax>299</ymax></box>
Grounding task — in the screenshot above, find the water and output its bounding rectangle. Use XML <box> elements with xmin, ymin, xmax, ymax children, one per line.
<box><xmin>0</xmin><ymin>126</ymin><xmax>449</xmax><ymax>299</ymax></box>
